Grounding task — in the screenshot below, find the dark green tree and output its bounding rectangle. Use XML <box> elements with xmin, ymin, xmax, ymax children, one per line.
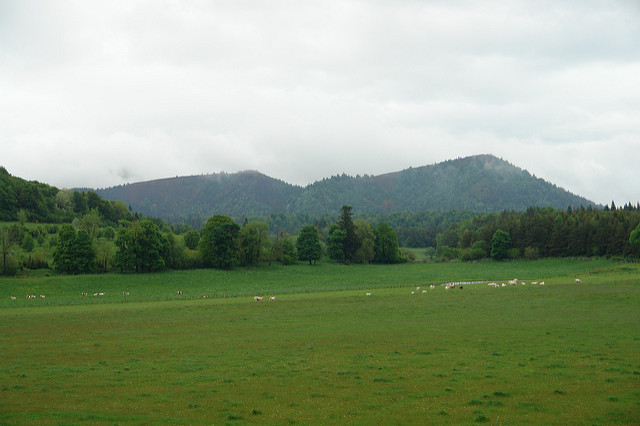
<box><xmin>114</xmin><ymin>220</ymin><xmax>168</xmax><ymax>272</ymax></box>
<box><xmin>338</xmin><ymin>205</ymin><xmax>361</xmax><ymax>263</ymax></box>
<box><xmin>53</xmin><ymin>224</ymin><xmax>77</xmax><ymax>273</ymax></box>
<box><xmin>199</xmin><ymin>215</ymin><xmax>240</xmax><ymax>269</ymax></box>
<box><xmin>327</xmin><ymin>224</ymin><xmax>347</xmax><ymax>263</ymax></box>
<box><xmin>53</xmin><ymin>225</ymin><xmax>96</xmax><ymax>273</ymax></box>
<box><xmin>0</xmin><ymin>226</ymin><xmax>16</xmax><ymax>275</ymax></box>
<box><xmin>184</xmin><ymin>229</ymin><xmax>200</xmax><ymax>250</ymax></box>
<box><xmin>296</xmin><ymin>225</ymin><xmax>322</xmax><ymax>265</ymax></box>
<box><xmin>491</xmin><ymin>229</ymin><xmax>512</xmax><ymax>260</ymax></box>
<box><xmin>630</xmin><ymin>223</ymin><xmax>640</xmax><ymax>251</ymax></box>
<box><xmin>374</xmin><ymin>222</ymin><xmax>400</xmax><ymax>263</ymax></box>
<box><xmin>73</xmin><ymin>229</ymin><xmax>96</xmax><ymax>273</ymax></box>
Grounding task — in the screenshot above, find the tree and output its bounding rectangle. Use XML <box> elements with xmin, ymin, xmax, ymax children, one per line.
<box><xmin>630</xmin><ymin>223</ymin><xmax>640</xmax><ymax>251</ymax></box>
<box><xmin>73</xmin><ymin>229</ymin><xmax>96</xmax><ymax>273</ymax></box>
<box><xmin>338</xmin><ymin>205</ymin><xmax>361</xmax><ymax>263</ymax></box>
<box><xmin>0</xmin><ymin>226</ymin><xmax>16</xmax><ymax>275</ymax></box>
<box><xmin>53</xmin><ymin>224</ymin><xmax>77</xmax><ymax>273</ymax></box>
<box><xmin>184</xmin><ymin>229</ymin><xmax>200</xmax><ymax>250</ymax></box>
<box><xmin>114</xmin><ymin>220</ymin><xmax>168</xmax><ymax>272</ymax></box>
<box><xmin>272</xmin><ymin>232</ymin><xmax>298</xmax><ymax>265</ymax></box>
<box><xmin>354</xmin><ymin>219</ymin><xmax>375</xmax><ymax>264</ymax></box>
<box><xmin>491</xmin><ymin>229</ymin><xmax>512</xmax><ymax>260</ymax></box>
<box><xmin>374</xmin><ymin>222</ymin><xmax>400</xmax><ymax>263</ymax></box>
<box><xmin>296</xmin><ymin>225</ymin><xmax>322</xmax><ymax>265</ymax></box>
<box><xmin>80</xmin><ymin>209</ymin><xmax>101</xmax><ymax>239</ymax></box>
<box><xmin>239</xmin><ymin>221</ymin><xmax>270</xmax><ymax>266</ymax></box>
<box><xmin>199</xmin><ymin>215</ymin><xmax>240</xmax><ymax>269</ymax></box>
<box><xmin>53</xmin><ymin>224</ymin><xmax>96</xmax><ymax>273</ymax></box>
<box><xmin>326</xmin><ymin>225</ymin><xmax>346</xmax><ymax>263</ymax></box>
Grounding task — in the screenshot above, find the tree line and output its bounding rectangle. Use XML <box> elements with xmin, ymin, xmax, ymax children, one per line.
<box><xmin>1</xmin><ymin>204</ymin><xmax>403</xmax><ymax>275</ymax></box>
<box><xmin>435</xmin><ymin>204</ymin><xmax>640</xmax><ymax>261</ymax></box>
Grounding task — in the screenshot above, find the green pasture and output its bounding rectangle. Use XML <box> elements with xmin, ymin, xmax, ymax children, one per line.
<box><xmin>0</xmin><ymin>260</ymin><xmax>639</xmax><ymax>424</ymax></box>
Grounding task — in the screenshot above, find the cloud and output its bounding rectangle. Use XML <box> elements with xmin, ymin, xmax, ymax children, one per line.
<box><xmin>1</xmin><ymin>0</ymin><xmax>639</xmax><ymax>205</ymax></box>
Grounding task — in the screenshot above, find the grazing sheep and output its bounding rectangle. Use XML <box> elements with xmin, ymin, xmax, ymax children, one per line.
<box><xmin>122</xmin><ymin>292</ymin><xmax>129</xmax><ymax>295</ymax></box>
<box><xmin>366</xmin><ymin>292</ymin><xmax>371</xmax><ymax>296</ymax></box>
<box><xmin>416</xmin><ymin>286</ymin><xmax>420</xmax><ymax>291</ymax></box>
<box><xmin>422</xmin><ymin>290</ymin><xmax>427</xmax><ymax>293</ymax></box>
<box><xmin>540</xmin><ymin>281</ymin><xmax>545</xmax><ymax>286</ymax></box>
<box><xmin>270</xmin><ymin>296</ymin><xmax>276</xmax><ymax>301</ymax></box>
<box><xmin>501</xmin><ymin>283</ymin><xmax>506</xmax><ymax>287</ymax></box>
<box><xmin>411</xmin><ymin>291</ymin><xmax>415</xmax><ymax>294</ymax></box>
<box><xmin>177</xmin><ymin>291</ymin><xmax>182</xmax><ymax>295</ymax></box>
<box><xmin>430</xmin><ymin>285</ymin><xmax>435</xmax><ymax>290</ymax></box>
<box><xmin>254</xmin><ymin>296</ymin><xmax>264</xmax><ymax>301</ymax></box>
<box><xmin>82</xmin><ymin>292</ymin><xmax>88</xmax><ymax>296</ymax></box>
<box><xmin>10</xmin><ymin>296</ymin><xmax>16</xmax><ymax>300</ymax></box>
<box><xmin>531</xmin><ymin>282</ymin><xmax>538</xmax><ymax>285</ymax></box>
<box><xmin>508</xmin><ymin>279</ymin><xmax>518</xmax><ymax>285</ymax></box>
<box><xmin>575</xmin><ymin>278</ymin><xmax>582</xmax><ymax>284</ymax></box>
<box><xmin>98</xmin><ymin>292</ymin><xmax>105</xmax><ymax>296</ymax></box>
<box><xmin>40</xmin><ymin>295</ymin><xmax>45</xmax><ymax>298</ymax></box>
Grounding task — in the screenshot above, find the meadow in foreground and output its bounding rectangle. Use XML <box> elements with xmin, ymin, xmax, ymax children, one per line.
<box><xmin>0</xmin><ymin>259</ymin><xmax>638</xmax><ymax>424</ymax></box>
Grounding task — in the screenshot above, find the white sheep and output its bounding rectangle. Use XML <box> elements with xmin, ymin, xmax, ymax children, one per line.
<box><xmin>254</xmin><ymin>296</ymin><xmax>264</xmax><ymax>301</ymax></box>
<box><xmin>270</xmin><ymin>296</ymin><xmax>276</xmax><ymax>301</ymax></box>
<box><xmin>365</xmin><ymin>292</ymin><xmax>371</xmax><ymax>296</ymax></box>
<box><xmin>575</xmin><ymin>278</ymin><xmax>582</xmax><ymax>284</ymax></box>
<box><xmin>430</xmin><ymin>285</ymin><xmax>435</xmax><ymax>290</ymax></box>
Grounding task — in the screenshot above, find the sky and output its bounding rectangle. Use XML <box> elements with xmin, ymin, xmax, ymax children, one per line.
<box><xmin>1</xmin><ymin>0</ymin><xmax>639</xmax><ymax>206</ymax></box>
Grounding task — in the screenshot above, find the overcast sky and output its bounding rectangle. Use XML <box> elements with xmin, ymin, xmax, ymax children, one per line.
<box><xmin>1</xmin><ymin>0</ymin><xmax>639</xmax><ymax>206</ymax></box>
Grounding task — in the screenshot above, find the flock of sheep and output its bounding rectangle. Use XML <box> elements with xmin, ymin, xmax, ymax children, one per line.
<box><xmin>9</xmin><ymin>278</ymin><xmax>585</xmax><ymax>302</ymax></box>
<box><xmin>362</xmin><ymin>278</ymin><xmax>587</xmax><ymax>297</ymax></box>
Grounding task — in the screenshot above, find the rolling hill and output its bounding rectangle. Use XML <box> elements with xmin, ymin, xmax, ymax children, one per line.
<box><xmin>94</xmin><ymin>155</ymin><xmax>597</xmax><ymax>220</ymax></box>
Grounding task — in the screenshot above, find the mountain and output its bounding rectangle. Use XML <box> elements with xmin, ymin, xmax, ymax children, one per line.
<box><xmin>95</xmin><ymin>171</ymin><xmax>302</xmax><ymax>221</ymax></box>
<box><xmin>94</xmin><ymin>155</ymin><xmax>597</xmax><ymax>220</ymax></box>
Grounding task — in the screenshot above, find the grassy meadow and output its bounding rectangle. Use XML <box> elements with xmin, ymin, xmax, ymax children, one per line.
<box><xmin>0</xmin><ymin>259</ymin><xmax>639</xmax><ymax>424</ymax></box>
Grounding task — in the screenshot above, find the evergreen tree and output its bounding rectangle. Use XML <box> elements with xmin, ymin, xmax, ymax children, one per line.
<box><xmin>338</xmin><ymin>205</ymin><xmax>361</xmax><ymax>263</ymax></box>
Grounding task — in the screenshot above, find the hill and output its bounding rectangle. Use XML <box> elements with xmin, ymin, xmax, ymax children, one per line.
<box><xmin>95</xmin><ymin>171</ymin><xmax>302</xmax><ymax>221</ymax></box>
<box><xmin>94</xmin><ymin>155</ymin><xmax>597</xmax><ymax>220</ymax></box>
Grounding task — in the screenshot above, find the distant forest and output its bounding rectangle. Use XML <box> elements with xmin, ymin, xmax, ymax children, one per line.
<box><xmin>1</xmin><ymin>166</ymin><xmax>639</xmax><ymax>277</ymax></box>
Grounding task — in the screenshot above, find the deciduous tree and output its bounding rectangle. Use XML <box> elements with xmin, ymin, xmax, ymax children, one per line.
<box><xmin>199</xmin><ymin>215</ymin><xmax>240</xmax><ymax>269</ymax></box>
<box><xmin>296</xmin><ymin>225</ymin><xmax>322</xmax><ymax>265</ymax></box>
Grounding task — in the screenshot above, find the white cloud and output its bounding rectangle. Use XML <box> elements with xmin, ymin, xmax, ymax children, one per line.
<box><xmin>1</xmin><ymin>0</ymin><xmax>639</xmax><ymax>205</ymax></box>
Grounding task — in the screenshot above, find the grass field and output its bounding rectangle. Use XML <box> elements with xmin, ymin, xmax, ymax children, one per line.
<box><xmin>1</xmin><ymin>259</ymin><xmax>639</xmax><ymax>424</ymax></box>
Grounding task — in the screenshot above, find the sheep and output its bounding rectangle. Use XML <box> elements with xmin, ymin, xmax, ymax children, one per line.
<box><xmin>411</xmin><ymin>291</ymin><xmax>415</xmax><ymax>294</ymax></box>
<box><xmin>10</xmin><ymin>296</ymin><xmax>16</xmax><ymax>300</ymax></box>
<box><xmin>416</xmin><ymin>286</ymin><xmax>420</xmax><ymax>291</ymax></box>
<box><xmin>82</xmin><ymin>292</ymin><xmax>88</xmax><ymax>296</ymax></box>
<box><xmin>501</xmin><ymin>283</ymin><xmax>506</xmax><ymax>287</ymax></box>
<box><xmin>98</xmin><ymin>292</ymin><xmax>105</xmax><ymax>296</ymax></box>
<box><xmin>254</xmin><ymin>296</ymin><xmax>264</xmax><ymax>301</ymax></box>
<box><xmin>270</xmin><ymin>296</ymin><xmax>276</xmax><ymax>301</ymax></box>
<box><xmin>422</xmin><ymin>290</ymin><xmax>427</xmax><ymax>293</ymax></box>
<box><xmin>508</xmin><ymin>279</ymin><xmax>518</xmax><ymax>285</ymax></box>
<box><xmin>177</xmin><ymin>291</ymin><xmax>182</xmax><ymax>295</ymax></box>
<box><xmin>575</xmin><ymin>278</ymin><xmax>582</xmax><ymax>284</ymax></box>
<box><xmin>539</xmin><ymin>281</ymin><xmax>545</xmax><ymax>286</ymax></box>
<box><xmin>365</xmin><ymin>292</ymin><xmax>371</xmax><ymax>296</ymax></box>
<box><xmin>122</xmin><ymin>291</ymin><xmax>129</xmax><ymax>295</ymax></box>
<box><xmin>531</xmin><ymin>282</ymin><xmax>538</xmax><ymax>285</ymax></box>
<box><xmin>40</xmin><ymin>295</ymin><xmax>45</xmax><ymax>298</ymax></box>
<box><xmin>430</xmin><ymin>285</ymin><xmax>435</xmax><ymax>290</ymax></box>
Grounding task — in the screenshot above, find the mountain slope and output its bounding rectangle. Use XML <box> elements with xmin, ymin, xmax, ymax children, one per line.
<box><xmin>96</xmin><ymin>171</ymin><xmax>302</xmax><ymax>220</ymax></box>
<box><xmin>95</xmin><ymin>155</ymin><xmax>597</xmax><ymax>220</ymax></box>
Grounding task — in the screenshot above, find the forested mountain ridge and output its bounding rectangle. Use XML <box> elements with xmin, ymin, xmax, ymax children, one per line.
<box><xmin>95</xmin><ymin>171</ymin><xmax>302</xmax><ymax>221</ymax></box>
<box><xmin>95</xmin><ymin>155</ymin><xmax>597</xmax><ymax>220</ymax></box>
